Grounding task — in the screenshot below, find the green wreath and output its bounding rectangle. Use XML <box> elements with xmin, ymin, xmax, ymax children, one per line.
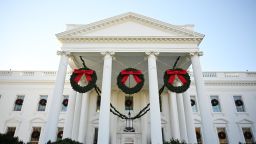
<box><xmin>163</xmin><ymin>68</ymin><xmax>191</xmax><ymax>93</ymax></box>
<box><xmin>117</xmin><ymin>68</ymin><xmax>144</xmax><ymax>94</ymax></box>
<box><xmin>70</xmin><ymin>68</ymin><xmax>97</xmax><ymax>93</ymax></box>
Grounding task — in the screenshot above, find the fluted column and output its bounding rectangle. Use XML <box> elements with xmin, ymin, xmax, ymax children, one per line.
<box><xmin>97</xmin><ymin>51</ymin><xmax>114</xmax><ymax>144</ymax></box>
<box><xmin>78</xmin><ymin>92</ymin><xmax>90</xmax><ymax>143</ymax></box>
<box><xmin>190</xmin><ymin>52</ymin><xmax>218</xmax><ymax>143</ymax></box>
<box><xmin>168</xmin><ymin>91</ymin><xmax>180</xmax><ymax>139</ymax></box>
<box><xmin>72</xmin><ymin>93</ymin><xmax>83</xmax><ymax>140</ymax></box>
<box><xmin>63</xmin><ymin>90</ymin><xmax>77</xmax><ymax>138</ymax></box>
<box><xmin>41</xmin><ymin>51</ymin><xmax>69</xmax><ymax>143</ymax></box>
<box><xmin>176</xmin><ymin>92</ymin><xmax>188</xmax><ymax>142</ymax></box>
<box><xmin>183</xmin><ymin>91</ymin><xmax>197</xmax><ymax>143</ymax></box>
<box><xmin>146</xmin><ymin>51</ymin><xmax>163</xmax><ymax>144</ymax></box>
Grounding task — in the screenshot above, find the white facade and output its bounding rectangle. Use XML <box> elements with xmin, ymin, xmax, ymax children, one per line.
<box><xmin>0</xmin><ymin>13</ymin><xmax>256</xmax><ymax>144</ymax></box>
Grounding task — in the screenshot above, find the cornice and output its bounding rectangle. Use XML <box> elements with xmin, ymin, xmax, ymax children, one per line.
<box><xmin>56</xmin><ymin>12</ymin><xmax>204</xmax><ymax>39</ymax></box>
<box><xmin>58</xmin><ymin>36</ymin><xmax>203</xmax><ymax>43</ymax></box>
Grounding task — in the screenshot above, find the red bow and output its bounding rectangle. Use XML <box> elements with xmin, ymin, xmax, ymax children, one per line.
<box><xmin>166</xmin><ymin>70</ymin><xmax>187</xmax><ymax>84</ymax></box>
<box><xmin>121</xmin><ymin>70</ymin><xmax>142</xmax><ymax>84</ymax></box>
<box><xmin>73</xmin><ymin>69</ymin><xmax>94</xmax><ymax>83</ymax></box>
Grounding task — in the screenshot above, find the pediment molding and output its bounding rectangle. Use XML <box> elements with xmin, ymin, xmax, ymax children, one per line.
<box><xmin>59</xmin><ymin>36</ymin><xmax>202</xmax><ymax>43</ymax></box>
<box><xmin>56</xmin><ymin>12</ymin><xmax>204</xmax><ymax>42</ymax></box>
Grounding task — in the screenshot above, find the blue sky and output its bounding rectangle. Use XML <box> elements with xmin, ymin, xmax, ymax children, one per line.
<box><xmin>0</xmin><ymin>0</ymin><xmax>255</xmax><ymax>71</ymax></box>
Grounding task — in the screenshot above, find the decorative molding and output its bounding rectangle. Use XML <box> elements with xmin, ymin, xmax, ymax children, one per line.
<box><xmin>58</xmin><ymin>36</ymin><xmax>202</xmax><ymax>43</ymax></box>
<box><xmin>56</xmin><ymin>50</ymin><xmax>70</xmax><ymax>57</ymax></box>
<box><xmin>189</xmin><ymin>51</ymin><xmax>203</xmax><ymax>57</ymax></box>
<box><xmin>56</xmin><ymin>12</ymin><xmax>204</xmax><ymax>39</ymax></box>
<box><xmin>145</xmin><ymin>51</ymin><xmax>159</xmax><ymax>56</ymax></box>
<box><xmin>100</xmin><ymin>51</ymin><xmax>115</xmax><ymax>56</ymax></box>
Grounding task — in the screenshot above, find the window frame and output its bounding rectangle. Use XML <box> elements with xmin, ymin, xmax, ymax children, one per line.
<box><xmin>210</xmin><ymin>95</ymin><xmax>222</xmax><ymax>113</ymax></box>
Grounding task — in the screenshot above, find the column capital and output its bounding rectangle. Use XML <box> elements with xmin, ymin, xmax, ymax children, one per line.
<box><xmin>145</xmin><ymin>51</ymin><xmax>160</xmax><ymax>56</ymax></box>
<box><xmin>189</xmin><ymin>51</ymin><xmax>203</xmax><ymax>57</ymax></box>
<box><xmin>57</xmin><ymin>50</ymin><xmax>71</xmax><ymax>57</ymax></box>
<box><xmin>101</xmin><ymin>51</ymin><xmax>115</xmax><ymax>56</ymax></box>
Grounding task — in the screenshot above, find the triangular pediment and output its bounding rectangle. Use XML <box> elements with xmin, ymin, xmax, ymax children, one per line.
<box><xmin>56</xmin><ymin>12</ymin><xmax>204</xmax><ymax>39</ymax></box>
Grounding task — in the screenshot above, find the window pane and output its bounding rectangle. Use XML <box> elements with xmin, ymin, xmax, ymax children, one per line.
<box><xmin>61</xmin><ymin>95</ymin><xmax>69</xmax><ymax>112</ymax></box>
<box><xmin>6</xmin><ymin>127</ymin><xmax>16</xmax><ymax>136</ymax></box>
<box><xmin>30</xmin><ymin>127</ymin><xmax>41</xmax><ymax>144</ymax></box>
<box><xmin>38</xmin><ymin>95</ymin><xmax>47</xmax><ymax>111</ymax></box>
<box><xmin>14</xmin><ymin>95</ymin><xmax>25</xmax><ymax>111</ymax></box>
<box><xmin>242</xmin><ymin>127</ymin><xmax>254</xmax><ymax>143</ymax></box>
<box><xmin>195</xmin><ymin>127</ymin><xmax>202</xmax><ymax>144</ymax></box>
<box><xmin>190</xmin><ymin>96</ymin><xmax>198</xmax><ymax>112</ymax></box>
<box><xmin>217</xmin><ymin>127</ymin><xmax>228</xmax><ymax>144</ymax></box>
<box><xmin>233</xmin><ymin>96</ymin><xmax>245</xmax><ymax>112</ymax></box>
<box><xmin>210</xmin><ymin>96</ymin><xmax>221</xmax><ymax>112</ymax></box>
<box><xmin>125</xmin><ymin>95</ymin><xmax>133</xmax><ymax>111</ymax></box>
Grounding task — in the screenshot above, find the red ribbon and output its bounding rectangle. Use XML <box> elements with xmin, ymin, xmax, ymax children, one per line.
<box><xmin>73</xmin><ymin>69</ymin><xmax>94</xmax><ymax>83</ymax></box>
<box><xmin>121</xmin><ymin>70</ymin><xmax>142</xmax><ymax>84</ymax></box>
<box><xmin>166</xmin><ymin>70</ymin><xmax>187</xmax><ymax>84</ymax></box>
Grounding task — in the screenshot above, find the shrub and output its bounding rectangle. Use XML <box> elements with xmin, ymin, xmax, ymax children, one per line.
<box><xmin>47</xmin><ymin>138</ymin><xmax>82</xmax><ymax>144</ymax></box>
<box><xmin>164</xmin><ymin>138</ymin><xmax>186</xmax><ymax>144</ymax></box>
<box><xmin>0</xmin><ymin>133</ymin><xmax>24</xmax><ymax>144</ymax></box>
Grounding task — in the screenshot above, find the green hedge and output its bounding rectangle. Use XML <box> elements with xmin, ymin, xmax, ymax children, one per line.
<box><xmin>0</xmin><ymin>133</ymin><xmax>24</xmax><ymax>144</ymax></box>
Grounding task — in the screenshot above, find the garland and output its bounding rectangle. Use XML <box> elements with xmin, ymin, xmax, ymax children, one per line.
<box><xmin>163</xmin><ymin>68</ymin><xmax>191</xmax><ymax>93</ymax></box>
<box><xmin>39</xmin><ymin>99</ymin><xmax>47</xmax><ymax>106</ymax></box>
<box><xmin>117</xmin><ymin>68</ymin><xmax>144</xmax><ymax>94</ymax></box>
<box><xmin>62</xmin><ymin>99</ymin><xmax>68</xmax><ymax>107</ymax></box>
<box><xmin>235</xmin><ymin>99</ymin><xmax>243</xmax><ymax>106</ymax></box>
<box><xmin>211</xmin><ymin>99</ymin><xmax>219</xmax><ymax>106</ymax></box>
<box><xmin>57</xmin><ymin>131</ymin><xmax>63</xmax><ymax>138</ymax></box>
<box><xmin>15</xmin><ymin>99</ymin><xmax>23</xmax><ymax>105</ymax></box>
<box><xmin>70</xmin><ymin>67</ymin><xmax>97</xmax><ymax>93</ymax></box>
<box><xmin>31</xmin><ymin>131</ymin><xmax>40</xmax><ymax>139</ymax></box>
<box><xmin>244</xmin><ymin>131</ymin><xmax>252</xmax><ymax>139</ymax></box>
<box><xmin>191</xmin><ymin>99</ymin><xmax>195</xmax><ymax>106</ymax></box>
<box><xmin>218</xmin><ymin>132</ymin><xmax>226</xmax><ymax>139</ymax></box>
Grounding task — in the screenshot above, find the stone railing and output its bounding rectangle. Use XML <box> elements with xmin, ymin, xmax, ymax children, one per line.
<box><xmin>0</xmin><ymin>71</ymin><xmax>71</xmax><ymax>81</ymax></box>
<box><xmin>189</xmin><ymin>71</ymin><xmax>256</xmax><ymax>79</ymax></box>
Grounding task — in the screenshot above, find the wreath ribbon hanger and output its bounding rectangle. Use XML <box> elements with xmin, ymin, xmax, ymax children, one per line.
<box><xmin>73</xmin><ymin>69</ymin><xmax>94</xmax><ymax>83</ymax></box>
<box><xmin>166</xmin><ymin>69</ymin><xmax>187</xmax><ymax>84</ymax></box>
<box><xmin>121</xmin><ymin>70</ymin><xmax>142</xmax><ymax>84</ymax></box>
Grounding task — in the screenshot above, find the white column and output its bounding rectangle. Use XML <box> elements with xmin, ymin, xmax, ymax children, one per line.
<box><xmin>63</xmin><ymin>90</ymin><xmax>77</xmax><ymax>138</ymax></box>
<box><xmin>147</xmin><ymin>52</ymin><xmax>163</xmax><ymax>144</ymax></box>
<box><xmin>162</xmin><ymin>93</ymin><xmax>172</xmax><ymax>141</ymax></box>
<box><xmin>141</xmin><ymin>91</ymin><xmax>149</xmax><ymax>144</ymax></box>
<box><xmin>168</xmin><ymin>91</ymin><xmax>180</xmax><ymax>139</ymax></box>
<box><xmin>190</xmin><ymin>52</ymin><xmax>218</xmax><ymax>143</ymax></box>
<box><xmin>41</xmin><ymin>51</ymin><xmax>69</xmax><ymax>143</ymax></box>
<box><xmin>78</xmin><ymin>92</ymin><xmax>90</xmax><ymax>143</ymax></box>
<box><xmin>176</xmin><ymin>92</ymin><xmax>188</xmax><ymax>142</ymax></box>
<box><xmin>183</xmin><ymin>91</ymin><xmax>197</xmax><ymax>143</ymax></box>
<box><xmin>72</xmin><ymin>93</ymin><xmax>83</xmax><ymax>140</ymax></box>
<box><xmin>97</xmin><ymin>51</ymin><xmax>114</xmax><ymax>144</ymax></box>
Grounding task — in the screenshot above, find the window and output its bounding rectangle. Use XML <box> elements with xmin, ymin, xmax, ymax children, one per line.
<box><xmin>30</xmin><ymin>127</ymin><xmax>41</xmax><ymax>144</ymax></box>
<box><xmin>96</xmin><ymin>95</ymin><xmax>101</xmax><ymax>112</ymax></box>
<box><xmin>210</xmin><ymin>96</ymin><xmax>221</xmax><ymax>112</ymax></box>
<box><xmin>6</xmin><ymin>127</ymin><xmax>16</xmax><ymax>136</ymax></box>
<box><xmin>57</xmin><ymin>127</ymin><xmax>63</xmax><ymax>141</ymax></box>
<box><xmin>190</xmin><ymin>95</ymin><xmax>198</xmax><ymax>112</ymax></box>
<box><xmin>13</xmin><ymin>95</ymin><xmax>25</xmax><ymax>111</ymax></box>
<box><xmin>38</xmin><ymin>95</ymin><xmax>47</xmax><ymax>111</ymax></box>
<box><xmin>93</xmin><ymin>128</ymin><xmax>98</xmax><ymax>144</ymax></box>
<box><xmin>162</xmin><ymin>128</ymin><xmax>165</xmax><ymax>142</ymax></box>
<box><xmin>61</xmin><ymin>95</ymin><xmax>69</xmax><ymax>112</ymax></box>
<box><xmin>125</xmin><ymin>95</ymin><xmax>133</xmax><ymax>111</ymax></box>
<box><xmin>195</xmin><ymin>127</ymin><xmax>202</xmax><ymax>144</ymax></box>
<box><xmin>217</xmin><ymin>127</ymin><xmax>228</xmax><ymax>144</ymax></box>
<box><xmin>242</xmin><ymin>127</ymin><xmax>254</xmax><ymax>143</ymax></box>
<box><xmin>233</xmin><ymin>96</ymin><xmax>245</xmax><ymax>112</ymax></box>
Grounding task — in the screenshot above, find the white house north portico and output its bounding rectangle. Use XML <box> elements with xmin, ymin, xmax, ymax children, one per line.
<box><xmin>1</xmin><ymin>12</ymin><xmax>256</xmax><ymax>144</ymax></box>
<box><xmin>41</xmin><ymin>12</ymin><xmax>213</xmax><ymax>144</ymax></box>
